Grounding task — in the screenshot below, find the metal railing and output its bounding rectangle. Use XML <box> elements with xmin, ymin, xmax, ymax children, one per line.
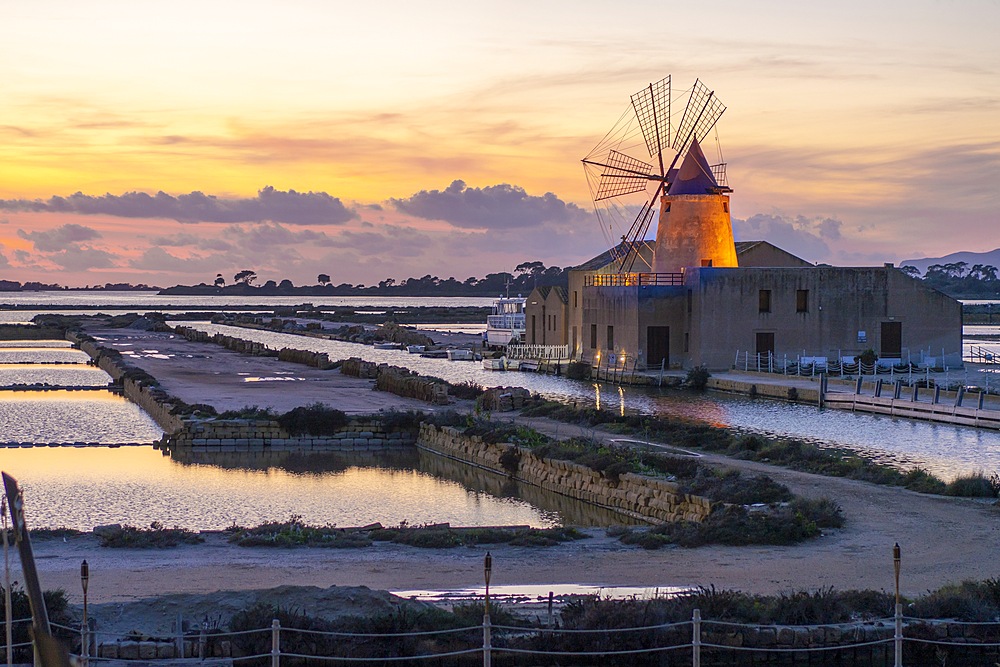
<box><xmin>584</xmin><ymin>272</ymin><xmax>685</xmax><ymax>287</ymax></box>
<box><xmin>12</xmin><ymin>605</ymin><xmax>1000</xmax><ymax>666</ymax></box>
<box><xmin>506</xmin><ymin>344</ymin><xmax>569</xmax><ymax>360</ymax></box>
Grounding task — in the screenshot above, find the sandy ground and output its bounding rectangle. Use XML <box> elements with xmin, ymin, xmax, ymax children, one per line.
<box><xmin>87</xmin><ymin>328</ymin><xmax>438</xmax><ymax>414</ymax></box>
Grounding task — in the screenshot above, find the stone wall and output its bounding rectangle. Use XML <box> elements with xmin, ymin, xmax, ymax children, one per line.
<box><xmin>342</xmin><ymin>357</ymin><xmax>449</xmax><ymax>405</ymax></box>
<box><xmin>68</xmin><ymin>332</ymin><xmax>186</xmax><ymax>435</ymax></box>
<box><xmin>166</xmin><ymin>418</ymin><xmax>417</xmax><ymax>452</ymax></box>
<box><xmin>417</xmin><ymin>423</ymin><xmax>711</xmax><ymax>524</ymax></box>
<box><xmin>174</xmin><ymin>325</ymin><xmax>278</xmax><ymax>357</ymax></box>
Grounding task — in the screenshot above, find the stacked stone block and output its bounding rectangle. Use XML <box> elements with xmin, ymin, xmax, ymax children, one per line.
<box><xmin>417</xmin><ymin>423</ymin><xmax>712</xmax><ymax>524</ymax></box>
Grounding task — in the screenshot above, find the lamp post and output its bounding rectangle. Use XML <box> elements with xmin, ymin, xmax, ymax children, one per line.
<box><xmin>3</xmin><ymin>495</ymin><xmax>11</xmax><ymax>667</ymax></box>
<box><xmin>893</xmin><ymin>543</ymin><xmax>902</xmax><ymax>667</ymax></box>
<box><xmin>80</xmin><ymin>560</ymin><xmax>89</xmax><ymax>667</ymax></box>
<box><xmin>483</xmin><ymin>552</ymin><xmax>492</xmax><ymax>667</ymax></box>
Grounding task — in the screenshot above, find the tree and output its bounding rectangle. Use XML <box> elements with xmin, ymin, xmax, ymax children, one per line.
<box><xmin>214</xmin><ymin>273</ymin><xmax>226</xmax><ymax>288</ymax></box>
<box><xmin>278</xmin><ymin>279</ymin><xmax>294</xmax><ymax>289</ymax></box>
<box><xmin>234</xmin><ymin>270</ymin><xmax>257</xmax><ymax>285</ymax></box>
<box><xmin>899</xmin><ymin>266</ymin><xmax>921</xmax><ymax>279</ymax></box>
<box><xmin>317</xmin><ymin>274</ymin><xmax>331</xmax><ymax>286</ymax></box>
<box><xmin>262</xmin><ymin>280</ymin><xmax>277</xmax><ymax>289</ymax></box>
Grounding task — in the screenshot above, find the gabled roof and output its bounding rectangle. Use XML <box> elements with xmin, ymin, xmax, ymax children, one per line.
<box><xmin>571</xmin><ymin>240</ymin><xmax>654</xmax><ymax>272</ymax></box>
<box><xmin>528</xmin><ymin>285</ymin><xmax>568</xmax><ymax>304</ymax></box>
<box><xmin>668</xmin><ymin>137</ymin><xmax>720</xmax><ymax>195</ymax></box>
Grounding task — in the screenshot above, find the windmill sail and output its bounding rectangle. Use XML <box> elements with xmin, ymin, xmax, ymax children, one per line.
<box><xmin>595</xmin><ymin>150</ymin><xmax>655</xmax><ymax>201</ymax></box>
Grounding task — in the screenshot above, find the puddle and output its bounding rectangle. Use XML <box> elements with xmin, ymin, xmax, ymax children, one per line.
<box><xmin>391</xmin><ymin>584</ymin><xmax>692</xmax><ymax>604</ymax></box>
<box><xmin>243</xmin><ymin>376</ymin><xmax>306</xmax><ymax>382</ymax></box>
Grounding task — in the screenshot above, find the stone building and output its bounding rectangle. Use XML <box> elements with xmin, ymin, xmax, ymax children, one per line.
<box><xmin>536</xmin><ymin>139</ymin><xmax>962</xmax><ymax>371</ymax></box>
<box><xmin>524</xmin><ymin>285</ymin><xmax>568</xmax><ymax>346</ymax></box>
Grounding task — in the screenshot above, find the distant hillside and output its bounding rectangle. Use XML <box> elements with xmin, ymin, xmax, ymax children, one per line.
<box><xmin>900</xmin><ymin>248</ymin><xmax>1000</xmax><ymax>275</ymax></box>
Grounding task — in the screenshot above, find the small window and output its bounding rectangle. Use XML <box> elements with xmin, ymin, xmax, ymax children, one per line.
<box><xmin>796</xmin><ymin>289</ymin><xmax>809</xmax><ymax>313</ymax></box>
<box><xmin>700</xmin><ymin>259</ymin><xmax>713</xmax><ymax>267</ymax></box>
<box><xmin>607</xmin><ymin>325</ymin><xmax>614</xmax><ymax>351</ymax></box>
<box><xmin>573</xmin><ymin>291</ymin><xmax>578</xmax><ymax>308</ymax></box>
<box><xmin>722</xmin><ymin>202</ymin><xmax>729</xmax><ymax>213</ymax></box>
<box><xmin>590</xmin><ymin>323</ymin><xmax>597</xmax><ymax>349</ymax></box>
<box><xmin>759</xmin><ymin>289</ymin><xmax>772</xmax><ymax>313</ymax></box>
<box><xmin>684</xmin><ymin>332</ymin><xmax>689</xmax><ymax>352</ymax></box>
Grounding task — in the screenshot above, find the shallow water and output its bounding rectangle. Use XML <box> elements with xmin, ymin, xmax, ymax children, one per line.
<box><xmin>2</xmin><ymin>446</ymin><xmax>563</xmax><ymax>531</ymax></box>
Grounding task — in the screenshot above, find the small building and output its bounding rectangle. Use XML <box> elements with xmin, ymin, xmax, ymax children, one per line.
<box><xmin>524</xmin><ymin>285</ymin><xmax>568</xmax><ymax>346</ymax></box>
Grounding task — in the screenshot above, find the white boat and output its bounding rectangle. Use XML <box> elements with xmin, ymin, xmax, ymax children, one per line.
<box><xmin>446</xmin><ymin>349</ymin><xmax>475</xmax><ymax>361</ymax></box>
<box><xmin>406</xmin><ymin>345</ymin><xmax>425</xmax><ymax>354</ymax></box>
<box><xmin>485</xmin><ymin>295</ymin><xmax>526</xmax><ymax>348</ymax></box>
<box><xmin>373</xmin><ymin>342</ymin><xmax>400</xmax><ymax>350</ymax></box>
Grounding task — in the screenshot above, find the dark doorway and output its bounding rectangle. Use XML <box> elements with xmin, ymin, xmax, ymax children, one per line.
<box><xmin>647</xmin><ymin>326</ymin><xmax>669</xmax><ymax>369</ymax></box>
<box><xmin>755</xmin><ymin>332</ymin><xmax>775</xmax><ymax>358</ymax></box>
<box><xmin>881</xmin><ymin>321</ymin><xmax>902</xmax><ymax>359</ymax></box>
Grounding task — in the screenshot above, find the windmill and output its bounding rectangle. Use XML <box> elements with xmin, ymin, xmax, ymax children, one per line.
<box><xmin>582</xmin><ymin>76</ymin><xmax>730</xmax><ymax>274</ymax></box>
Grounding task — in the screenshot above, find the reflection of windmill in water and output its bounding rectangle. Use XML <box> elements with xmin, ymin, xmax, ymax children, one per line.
<box><xmin>582</xmin><ymin>76</ymin><xmax>735</xmax><ymax>279</ymax></box>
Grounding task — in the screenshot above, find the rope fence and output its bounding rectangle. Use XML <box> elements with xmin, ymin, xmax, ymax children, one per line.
<box><xmin>9</xmin><ymin>609</ymin><xmax>1000</xmax><ymax>665</ymax></box>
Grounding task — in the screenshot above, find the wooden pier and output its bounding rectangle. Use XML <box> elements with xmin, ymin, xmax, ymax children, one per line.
<box><xmin>823</xmin><ymin>382</ymin><xmax>1000</xmax><ymax>430</ymax></box>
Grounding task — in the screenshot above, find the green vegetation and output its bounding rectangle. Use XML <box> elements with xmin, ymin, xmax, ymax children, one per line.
<box><xmin>519</xmin><ymin>400</ymin><xmax>997</xmax><ymax>498</ymax></box>
<box><xmin>227</xmin><ymin>516</ymin><xmax>588</xmax><ymax>549</ymax></box>
<box><xmin>276</xmin><ymin>403</ymin><xmax>350</xmax><ymax>436</ymax></box>
<box><xmin>370</xmin><ymin>524</ymin><xmax>588</xmax><ymax>548</ymax></box>
<box><xmin>0</xmin><ymin>585</ymin><xmax>75</xmax><ymax>661</ymax></box>
<box><xmin>97</xmin><ymin>522</ymin><xmax>204</xmax><ymax>548</ymax></box>
<box><xmin>684</xmin><ymin>365</ymin><xmax>711</xmax><ymax>390</ymax></box>
<box><xmin>227</xmin><ymin>516</ymin><xmax>372</xmax><ymax>548</ymax></box>
<box><xmin>611</xmin><ymin>499</ymin><xmax>844</xmax><ymax>549</ymax></box>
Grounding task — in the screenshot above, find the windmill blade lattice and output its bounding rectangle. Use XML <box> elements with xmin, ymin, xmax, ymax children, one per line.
<box><xmin>595</xmin><ymin>150</ymin><xmax>655</xmax><ymax>201</ymax></box>
<box><xmin>672</xmin><ymin>79</ymin><xmax>726</xmax><ymax>157</ymax></box>
<box><xmin>630</xmin><ymin>75</ymin><xmax>671</xmax><ymax>166</ymax></box>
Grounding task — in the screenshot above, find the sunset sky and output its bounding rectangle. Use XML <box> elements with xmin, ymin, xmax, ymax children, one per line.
<box><xmin>1</xmin><ymin>0</ymin><xmax>997</xmax><ymax>287</ymax></box>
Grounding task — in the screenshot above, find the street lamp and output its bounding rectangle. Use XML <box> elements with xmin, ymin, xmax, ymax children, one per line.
<box><xmin>80</xmin><ymin>560</ymin><xmax>89</xmax><ymax>667</ymax></box>
<box><xmin>483</xmin><ymin>552</ymin><xmax>493</xmax><ymax>667</ymax></box>
<box><xmin>483</xmin><ymin>552</ymin><xmax>492</xmax><ymax>616</ymax></box>
<box><xmin>893</xmin><ymin>543</ymin><xmax>902</xmax><ymax>667</ymax></box>
<box><xmin>893</xmin><ymin>543</ymin><xmax>901</xmax><ymax>606</ymax></box>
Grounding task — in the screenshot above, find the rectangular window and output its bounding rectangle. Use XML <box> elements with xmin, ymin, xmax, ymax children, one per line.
<box><xmin>759</xmin><ymin>289</ymin><xmax>772</xmax><ymax>313</ymax></box>
<box><xmin>590</xmin><ymin>323</ymin><xmax>597</xmax><ymax>349</ymax></box>
<box><xmin>700</xmin><ymin>259</ymin><xmax>713</xmax><ymax>267</ymax></box>
<box><xmin>723</xmin><ymin>202</ymin><xmax>729</xmax><ymax>213</ymax></box>
<box><xmin>573</xmin><ymin>291</ymin><xmax>578</xmax><ymax>308</ymax></box>
<box><xmin>796</xmin><ymin>289</ymin><xmax>809</xmax><ymax>313</ymax></box>
<box><xmin>687</xmin><ymin>289</ymin><xmax>693</xmax><ymax>314</ymax></box>
<box><xmin>607</xmin><ymin>325</ymin><xmax>614</xmax><ymax>351</ymax></box>
<box><xmin>684</xmin><ymin>332</ymin><xmax>689</xmax><ymax>352</ymax></box>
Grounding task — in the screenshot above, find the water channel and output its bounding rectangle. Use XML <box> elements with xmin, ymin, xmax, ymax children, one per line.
<box><xmin>3</xmin><ymin>292</ymin><xmax>1000</xmax><ymax>531</ymax></box>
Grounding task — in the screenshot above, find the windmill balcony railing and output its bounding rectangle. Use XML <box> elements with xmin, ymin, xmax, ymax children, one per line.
<box><xmin>585</xmin><ymin>272</ymin><xmax>685</xmax><ymax>287</ymax></box>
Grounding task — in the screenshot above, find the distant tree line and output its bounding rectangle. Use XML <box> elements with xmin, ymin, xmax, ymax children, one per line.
<box><xmin>901</xmin><ymin>262</ymin><xmax>1000</xmax><ymax>298</ymax></box>
<box><xmin>162</xmin><ymin>261</ymin><xmax>569</xmax><ymax>296</ymax></box>
<box><xmin>0</xmin><ymin>280</ymin><xmax>160</xmax><ymax>292</ymax></box>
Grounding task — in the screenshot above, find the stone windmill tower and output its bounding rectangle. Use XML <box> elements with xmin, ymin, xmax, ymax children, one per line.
<box><xmin>582</xmin><ymin>76</ymin><xmax>736</xmax><ymax>276</ymax></box>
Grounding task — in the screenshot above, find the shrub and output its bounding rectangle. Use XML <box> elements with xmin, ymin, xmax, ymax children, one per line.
<box><xmin>277</xmin><ymin>403</ymin><xmax>349</xmax><ymax>436</ymax></box>
<box><xmin>217</xmin><ymin>405</ymin><xmax>278</xmax><ymax>420</ymax></box>
<box><xmin>945</xmin><ymin>472</ymin><xmax>999</xmax><ymax>497</ymax></box>
<box><xmin>376</xmin><ymin>409</ymin><xmax>427</xmax><ymax>430</ymax></box>
<box><xmin>565</xmin><ymin>361</ymin><xmax>591</xmax><ymax>380</ymax></box>
<box><xmin>685</xmin><ymin>365</ymin><xmax>711</xmax><ymax>390</ymax></box>
<box><xmin>449</xmin><ymin>380</ymin><xmax>485</xmax><ymax>400</ymax></box>
<box><xmin>97</xmin><ymin>522</ymin><xmax>204</xmax><ymax>548</ymax></box>
<box><xmin>498</xmin><ymin>445</ymin><xmax>521</xmax><ymax>475</ymax></box>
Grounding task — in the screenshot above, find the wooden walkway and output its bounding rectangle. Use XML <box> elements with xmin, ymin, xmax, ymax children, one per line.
<box><xmin>824</xmin><ymin>384</ymin><xmax>1000</xmax><ymax>430</ymax></box>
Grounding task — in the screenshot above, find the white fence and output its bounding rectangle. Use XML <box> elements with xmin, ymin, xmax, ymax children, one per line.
<box><xmin>506</xmin><ymin>344</ymin><xmax>569</xmax><ymax>360</ymax></box>
<box><xmin>9</xmin><ymin>605</ymin><xmax>1000</xmax><ymax>665</ymax></box>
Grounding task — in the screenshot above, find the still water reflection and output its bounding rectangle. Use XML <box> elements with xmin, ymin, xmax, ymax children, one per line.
<box><xmin>2</xmin><ymin>446</ymin><xmax>566</xmax><ymax>530</ymax></box>
<box><xmin>176</xmin><ymin>323</ymin><xmax>1000</xmax><ymax>481</ymax></box>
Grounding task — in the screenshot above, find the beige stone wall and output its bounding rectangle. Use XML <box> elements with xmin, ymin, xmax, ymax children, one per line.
<box><xmin>652</xmin><ymin>194</ymin><xmax>737</xmax><ymax>273</ymax></box>
<box><xmin>417</xmin><ymin>423</ymin><xmax>711</xmax><ymax>524</ymax></box>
